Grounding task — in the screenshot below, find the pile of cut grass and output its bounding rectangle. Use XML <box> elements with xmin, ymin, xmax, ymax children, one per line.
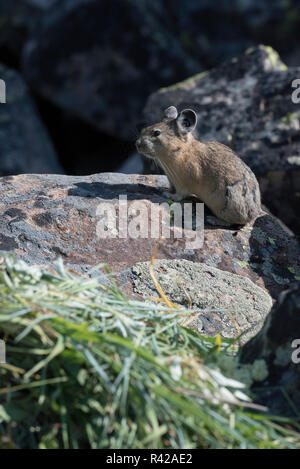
<box><xmin>0</xmin><ymin>254</ymin><xmax>299</xmax><ymax>449</ymax></box>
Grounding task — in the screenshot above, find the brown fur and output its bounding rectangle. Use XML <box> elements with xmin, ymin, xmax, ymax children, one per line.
<box><xmin>136</xmin><ymin>113</ymin><xmax>261</xmax><ymax>225</ymax></box>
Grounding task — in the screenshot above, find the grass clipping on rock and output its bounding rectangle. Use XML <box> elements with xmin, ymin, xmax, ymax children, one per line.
<box><xmin>0</xmin><ymin>254</ymin><xmax>299</xmax><ymax>449</ymax></box>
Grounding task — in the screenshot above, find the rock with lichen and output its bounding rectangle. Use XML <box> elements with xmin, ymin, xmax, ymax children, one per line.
<box><xmin>132</xmin><ymin>259</ymin><xmax>273</xmax><ymax>343</ymax></box>
<box><xmin>143</xmin><ymin>45</ymin><xmax>300</xmax><ymax>234</ymax></box>
<box><xmin>144</xmin><ymin>45</ymin><xmax>299</xmax><ymax>175</ymax></box>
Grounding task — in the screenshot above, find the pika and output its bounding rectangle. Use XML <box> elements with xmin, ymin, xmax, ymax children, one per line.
<box><xmin>136</xmin><ymin>106</ymin><xmax>261</xmax><ymax>225</ymax></box>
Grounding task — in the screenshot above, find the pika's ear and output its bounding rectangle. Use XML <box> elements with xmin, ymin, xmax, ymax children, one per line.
<box><xmin>177</xmin><ymin>109</ymin><xmax>197</xmax><ymax>133</ymax></box>
<box><xmin>164</xmin><ymin>106</ymin><xmax>178</xmax><ymax>119</ymax></box>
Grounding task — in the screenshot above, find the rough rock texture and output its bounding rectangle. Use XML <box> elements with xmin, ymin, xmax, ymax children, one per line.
<box><xmin>241</xmin><ymin>284</ymin><xmax>300</xmax><ymax>417</ymax></box>
<box><xmin>132</xmin><ymin>259</ymin><xmax>272</xmax><ymax>343</ymax></box>
<box><xmin>144</xmin><ymin>46</ymin><xmax>300</xmax><ymax>175</ymax></box>
<box><xmin>0</xmin><ymin>173</ymin><xmax>299</xmax><ymax>302</ymax></box>
<box><xmin>143</xmin><ymin>45</ymin><xmax>300</xmax><ymax>234</ymax></box>
<box><xmin>0</xmin><ymin>64</ymin><xmax>63</xmax><ymax>176</ymax></box>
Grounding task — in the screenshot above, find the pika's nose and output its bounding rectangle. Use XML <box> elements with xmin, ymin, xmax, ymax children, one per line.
<box><xmin>136</xmin><ymin>138</ymin><xmax>141</xmax><ymax>148</ymax></box>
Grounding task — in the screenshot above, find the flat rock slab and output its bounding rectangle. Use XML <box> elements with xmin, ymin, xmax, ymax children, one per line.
<box><xmin>0</xmin><ymin>172</ymin><xmax>299</xmax><ymax>300</ymax></box>
<box><xmin>132</xmin><ymin>259</ymin><xmax>273</xmax><ymax>343</ymax></box>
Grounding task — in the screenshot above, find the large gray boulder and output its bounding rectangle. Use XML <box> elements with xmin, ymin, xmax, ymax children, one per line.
<box><xmin>0</xmin><ymin>64</ymin><xmax>63</xmax><ymax>175</ymax></box>
<box><xmin>143</xmin><ymin>45</ymin><xmax>300</xmax><ymax>175</ymax></box>
<box><xmin>21</xmin><ymin>0</ymin><xmax>201</xmax><ymax>141</ymax></box>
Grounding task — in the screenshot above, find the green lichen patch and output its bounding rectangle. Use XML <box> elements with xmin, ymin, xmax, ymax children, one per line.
<box><xmin>262</xmin><ymin>45</ymin><xmax>288</xmax><ymax>70</ymax></box>
<box><xmin>159</xmin><ymin>71</ymin><xmax>208</xmax><ymax>93</ymax></box>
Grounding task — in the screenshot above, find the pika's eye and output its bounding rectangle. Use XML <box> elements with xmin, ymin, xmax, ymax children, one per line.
<box><xmin>152</xmin><ymin>129</ymin><xmax>161</xmax><ymax>137</ymax></box>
